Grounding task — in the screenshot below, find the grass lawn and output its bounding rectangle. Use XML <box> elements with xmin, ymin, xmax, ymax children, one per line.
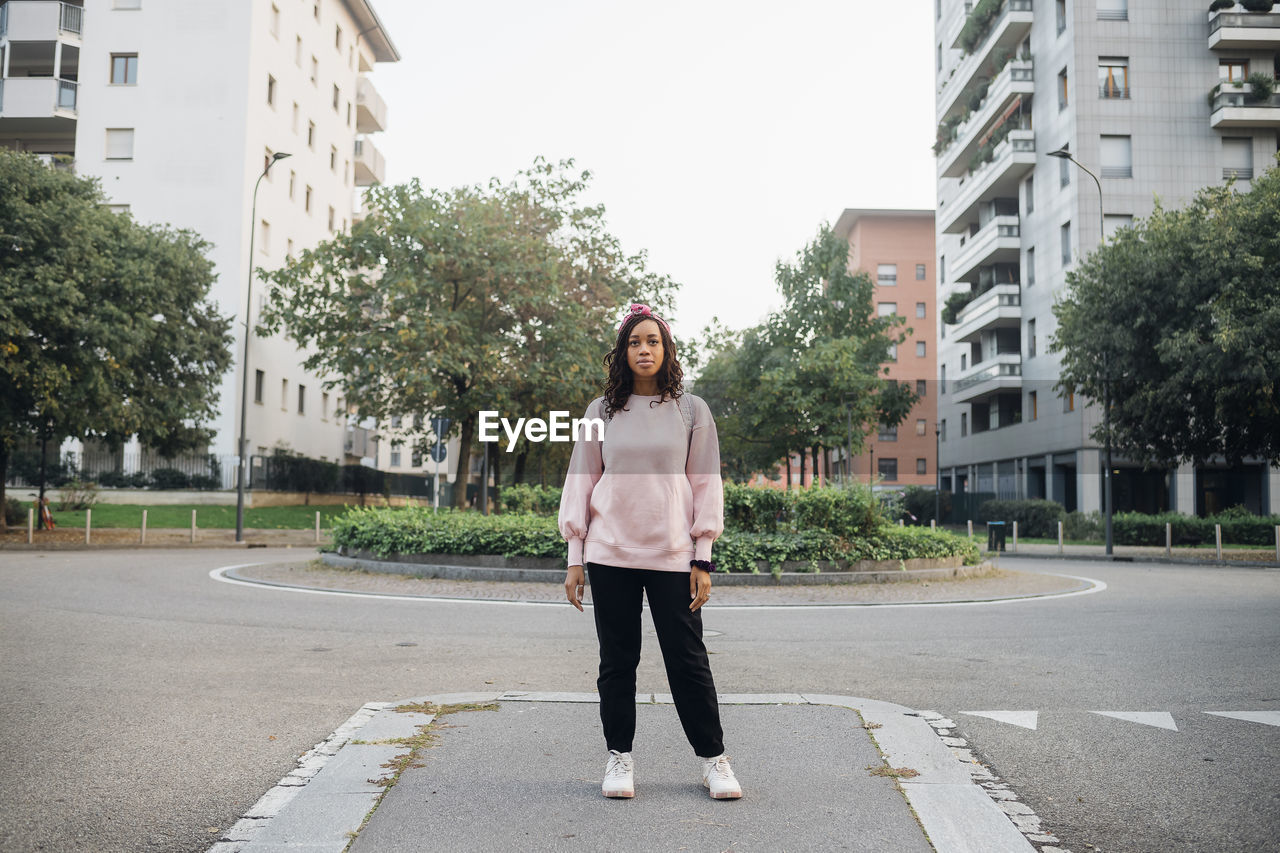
<box><xmin>34</xmin><ymin>503</ymin><xmax>359</xmax><ymax>530</ymax></box>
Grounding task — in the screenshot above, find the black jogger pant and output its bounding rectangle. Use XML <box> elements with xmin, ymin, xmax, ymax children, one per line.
<box><xmin>586</xmin><ymin>562</ymin><xmax>725</xmax><ymax>757</ymax></box>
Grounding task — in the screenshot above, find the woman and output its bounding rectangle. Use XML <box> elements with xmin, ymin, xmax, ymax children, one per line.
<box><xmin>559</xmin><ymin>302</ymin><xmax>742</xmax><ymax>801</ymax></box>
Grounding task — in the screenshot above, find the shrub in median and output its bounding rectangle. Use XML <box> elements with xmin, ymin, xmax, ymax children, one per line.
<box><xmin>977</xmin><ymin>499</ymin><xmax>1065</xmax><ymax>538</ymax></box>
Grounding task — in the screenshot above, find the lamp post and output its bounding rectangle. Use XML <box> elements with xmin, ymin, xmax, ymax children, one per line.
<box><xmin>935</xmin><ymin>420</ymin><xmax>942</xmax><ymax>525</ymax></box>
<box><xmin>236</xmin><ymin>151</ymin><xmax>291</xmax><ymax>543</ymax></box>
<box><xmin>1047</xmin><ymin>146</ymin><xmax>1113</xmax><ymax>556</ymax></box>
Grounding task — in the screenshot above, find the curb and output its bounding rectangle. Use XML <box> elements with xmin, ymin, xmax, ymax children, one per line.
<box><xmin>987</xmin><ymin>550</ymin><xmax>1280</xmax><ymax>570</ymax></box>
<box><xmin>320</xmin><ymin>551</ymin><xmax>999</xmax><ymax>586</ymax></box>
<box><xmin>208</xmin><ymin>692</ymin><xmax>1039</xmax><ymax>853</ymax></box>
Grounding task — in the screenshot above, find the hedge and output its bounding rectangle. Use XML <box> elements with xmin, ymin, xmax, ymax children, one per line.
<box><xmin>329</xmin><ymin>506</ymin><xmax>982</xmax><ymax>571</ymax></box>
<box><xmin>977</xmin><ymin>499</ymin><xmax>1065</xmax><ymax>537</ymax></box>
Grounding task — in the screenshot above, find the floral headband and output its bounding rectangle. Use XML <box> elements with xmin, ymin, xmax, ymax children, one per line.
<box><xmin>616</xmin><ymin>303</ymin><xmax>670</xmax><ymax>335</ymax></box>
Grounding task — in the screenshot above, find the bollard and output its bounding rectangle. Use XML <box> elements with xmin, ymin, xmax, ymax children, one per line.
<box><xmin>930</xmin><ymin>518</ymin><xmax>936</xmax><ymax>530</ymax></box>
<box><xmin>1165</xmin><ymin>522</ymin><xmax>1172</xmax><ymax>558</ymax></box>
<box><xmin>27</xmin><ymin>508</ymin><xmax>33</xmax><ymax>544</ymax></box>
<box><xmin>85</xmin><ymin>508</ymin><xmax>91</xmax><ymax>545</ymax></box>
<box><xmin>1012</xmin><ymin>521</ymin><xmax>1018</xmax><ymax>552</ymax></box>
<box><xmin>1215</xmin><ymin>523</ymin><xmax>1222</xmax><ymax>561</ymax></box>
<box><xmin>1275</xmin><ymin>525</ymin><xmax>1279</xmax><ymax>565</ymax></box>
<box><xmin>141</xmin><ymin>509</ymin><xmax>148</xmax><ymax>545</ymax></box>
<box><xmin>967</xmin><ymin>519</ymin><xmax>974</xmax><ymax>538</ymax></box>
<box><xmin>191</xmin><ymin>509</ymin><xmax>197</xmax><ymax>544</ymax></box>
<box><xmin>315</xmin><ymin>511</ymin><xmax>321</xmax><ymax>544</ymax></box>
<box><xmin>1057</xmin><ymin>521</ymin><xmax>1064</xmax><ymax>554</ymax></box>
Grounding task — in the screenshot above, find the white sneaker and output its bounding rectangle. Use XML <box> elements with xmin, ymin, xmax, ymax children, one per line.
<box><xmin>701</xmin><ymin>754</ymin><xmax>742</xmax><ymax>799</ymax></box>
<box><xmin>602</xmin><ymin>749</ymin><xmax>634</xmax><ymax>798</ymax></box>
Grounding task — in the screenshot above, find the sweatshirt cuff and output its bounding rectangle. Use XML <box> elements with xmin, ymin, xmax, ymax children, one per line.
<box><xmin>694</xmin><ymin>537</ymin><xmax>714</xmax><ymax>562</ymax></box>
<box><xmin>566</xmin><ymin>537</ymin><xmax>584</xmax><ymax>567</ymax></box>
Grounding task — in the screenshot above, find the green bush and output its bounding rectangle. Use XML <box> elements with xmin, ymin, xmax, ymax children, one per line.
<box><xmin>792</xmin><ymin>486</ymin><xmax>881</xmax><ymax>539</ymax></box>
<box><xmin>899</xmin><ymin>486</ymin><xmax>952</xmax><ymax>526</ymax></box>
<box><xmin>1063</xmin><ymin>510</ymin><xmax>1101</xmax><ymax>541</ymax></box>
<box><xmin>1240</xmin><ymin>0</ymin><xmax>1274</xmax><ymax>12</ymax></box>
<box><xmin>723</xmin><ymin>481</ymin><xmax>792</xmax><ymax>533</ymax></box>
<box><xmin>149</xmin><ymin>468</ymin><xmax>191</xmax><ymax>490</ymax></box>
<box><xmin>4</xmin><ymin>497</ymin><xmax>25</xmax><ymax>525</ymax></box>
<box><xmin>500</xmin><ymin>483</ymin><xmax>563</xmax><ymax>516</ymax></box>
<box><xmin>958</xmin><ymin>0</ymin><xmax>1002</xmax><ymax>53</ymax></box>
<box><xmin>1246</xmin><ymin>72</ymin><xmax>1275</xmax><ymax>101</ymax></box>
<box><xmin>978</xmin><ymin>499</ymin><xmax>1065</xmax><ymax>537</ymax></box>
<box><xmin>189</xmin><ymin>474</ymin><xmax>220</xmax><ymax>491</ymax></box>
<box><xmin>1209</xmin><ymin>0</ymin><xmax>1236</xmax><ymax>9</ymax></box>
<box><xmin>96</xmin><ymin>470</ymin><xmax>151</xmax><ymax>488</ymax></box>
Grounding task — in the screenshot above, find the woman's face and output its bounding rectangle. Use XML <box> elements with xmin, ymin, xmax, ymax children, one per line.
<box><xmin>625</xmin><ymin>318</ymin><xmax>664</xmax><ymax>382</ymax></box>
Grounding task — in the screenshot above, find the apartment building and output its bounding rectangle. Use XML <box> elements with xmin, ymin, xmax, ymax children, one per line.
<box><xmin>833</xmin><ymin>209</ymin><xmax>938</xmax><ymax>490</ymax></box>
<box><xmin>0</xmin><ymin>0</ymin><xmax>397</xmax><ymax>467</ymax></box>
<box><xmin>933</xmin><ymin>0</ymin><xmax>1280</xmax><ymax>516</ymax></box>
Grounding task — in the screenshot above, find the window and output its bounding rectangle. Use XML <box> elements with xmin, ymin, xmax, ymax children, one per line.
<box><xmin>1099</xmin><ymin>57</ymin><xmax>1129</xmax><ymax>98</ymax></box>
<box><xmin>915</xmin><ymin>264</ymin><xmax>926</xmax><ymax>280</ymax></box>
<box><xmin>1025</xmin><ymin>176</ymin><xmax>1034</xmax><ymax>213</ymax></box>
<box><xmin>288</xmin><ymin>170</ymin><xmax>296</xmax><ymax>199</ymax></box>
<box><xmin>281</xmin><ymin>379</ymin><xmax>289</xmax><ymax>410</ymax></box>
<box><xmin>107</xmin><ymin>204</ymin><xmax>130</xmax><ymax>215</ymax></box>
<box><xmin>295</xmin><ymin>35</ymin><xmax>303</xmax><ymax>67</ymax></box>
<box><xmin>1104</xmin><ymin>214</ymin><xmax>1134</xmax><ymax>239</ymax></box>
<box><xmin>1063</xmin><ymin>390</ymin><xmax>1075</xmax><ymax>413</ymax></box>
<box><xmin>113</xmin><ymin>0</ymin><xmax>142</xmax><ymax>7</ymax></box>
<box><xmin>313</xmin><ymin>1</ymin><xmax>320</xmax><ymax>20</ymax></box>
<box><xmin>307</xmin><ymin>121</ymin><xmax>315</xmax><ymax>149</ymax></box>
<box><xmin>1061</xmin><ymin>222</ymin><xmax>1072</xmax><ymax>266</ymax></box>
<box><xmin>1100</xmin><ymin>135</ymin><xmax>1132</xmax><ymax>178</ymax></box>
<box><xmin>1223</xmin><ymin>137</ymin><xmax>1253</xmax><ymax>180</ymax></box>
<box><xmin>298</xmin><ymin>384</ymin><xmax>306</xmax><ymax>415</ymax></box>
<box><xmin>347</xmin><ymin>101</ymin><xmax>352</xmax><ymax>127</ymax></box>
<box><xmin>878</xmin><ymin>425</ymin><xmax>898</xmax><ymax>442</ymax></box>
<box><xmin>1219</xmin><ymin>60</ymin><xmax>1248</xmax><ymax>83</ymax></box>
<box><xmin>332</xmin><ymin>84</ymin><xmax>340</xmax><ymax>111</ymax></box>
<box><xmin>270</xmin><ymin>3</ymin><xmax>279</xmax><ymax>36</ymax></box>
<box><xmin>310</xmin><ymin>55</ymin><xmax>318</xmax><ymax>85</ymax></box>
<box><xmin>291</xmin><ymin>102</ymin><xmax>299</xmax><ymax>132</ymax></box>
<box><xmin>267</xmin><ymin>74</ymin><xmax>277</xmax><ymax>105</ymax></box>
<box><xmin>328</xmin><ymin>206</ymin><xmax>336</xmax><ymax>232</ymax></box>
<box><xmin>264</xmin><ymin>148</ymin><xmax>275</xmax><ymax>176</ymax></box>
<box><xmin>916</xmin><ymin>419</ymin><xmax>927</xmax><ymax>436</ymax></box>
<box><xmin>960</xmin><ymin>353</ymin><xmax>967</xmax><ymax>371</ymax></box>
<box><xmin>940</xmin><ymin>364</ymin><xmax>947</xmax><ymax>393</ymax></box>
<box><xmin>915</xmin><ymin>302</ymin><xmax>926</xmax><ymax>319</ymax></box>
<box><xmin>286</xmin><ymin>238</ymin><xmax>294</xmax><ymax>257</ymax></box>
<box><xmin>343</xmin><ymin>160</ymin><xmax>349</xmax><ymax>185</ymax></box>
<box><xmin>322</xmin><ymin>392</ymin><xmax>329</xmax><ymax>420</ymax></box>
<box><xmin>254</xmin><ymin>370</ymin><xmax>264</xmax><ymax>404</ymax></box>
<box><xmin>105</xmin><ymin>128</ymin><xmax>134</xmax><ymax>160</ymax></box>
<box><xmin>110</xmin><ymin>54</ymin><xmax>138</xmax><ymax>85</ymax></box>
<box><xmin>937</xmin><ymin>42</ymin><xmax>943</xmax><ymax>73</ymax></box>
<box><xmin>1097</xmin><ymin>0</ymin><xmax>1127</xmax><ymax>20</ymax></box>
<box><xmin>877</xmin><ymin>263</ymin><xmax>898</xmax><ymax>285</ymax></box>
<box><xmin>877</xmin><ymin>302</ymin><xmax>898</xmax><ymax>316</ymax></box>
<box><xmin>961</xmin><ymin>412</ymin><xmax>968</xmax><ymax>436</ymax></box>
<box><xmin>916</xmin><ymin>341</ymin><xmax>927</xmax><ymax>358</ymax></box>
<box><xmin>916</xmin><ymin>379</ymin><xmax>927</xmax><ymax>397</ymax></box>
<box><xmin>1058</xmin><ymin>68</ymin><xmax>1069</xmax><ymax>110</ymax></box>
<box><xmin>939</xmin><ymin>255</ymin><xmax>946</xmax><ymax>284</ymax></box>
<box><xmin>411</xmin><ymin>442</ymin><xmax>423</xmax><ymax>468</ymax></box>
<box><xmin>330</xmin><ymin>145</ymin><xmax>337</xmax><ymax>171</ymax></box>
<box><xmin>390</xmin><ymin>442</ymin><xmax>402</xmax><ymax>468</ymax></box>
<box><xmin>335</xmin><ymin>24</ymin><xmax>343</xmax><ymax>49</ymax></box>
<box><xmin>1028</xmin><ymin>390</ymin><xmax>1038</xmax><ymax>421</ymax></box>
<box><xmin>1056</xmin><ymin>0</ymin><xmax>1067</xmax><ymax>34</ymax></box>
<box><xmin>878</xmin><ymin>458</ymin><xmax>898</xmax><ymax>481</ymax></box>
<box><xmin>260</xmin><ymin>220</ymin><xmax>270</xmax><ymax>254</ymax></box>
<box><xmin>305</xmin><ymin>185</ymin><xmax>312</xmax><ymax>212</ymax></box>
<box><xmin>916</xmin><ymin>458</ymin><xmax>928</xmax><ymax>476</ymax></box>
<box><xmin>941</xmin><ymin>419</ymin><xmax>947</xmax><ymax>440</ymax></box>
<box><xmin>1060</xmin><ymin>149</ymin><xmax>1071</xmax><ymax>187</ymax></box>
<box><xmin>1027</xmin><ymin>318</ymin><xmax>1037</xmax><ymax>357</ymax></box>
<box><xmin>1026</xmin><ymin>247</ymin><xmax>1036</xmax><ymax>286</ymax></box>
<box><xmin>887</xmin><ymin>343</ymin><xmax>898</xmax><ymax>362</ymax></box>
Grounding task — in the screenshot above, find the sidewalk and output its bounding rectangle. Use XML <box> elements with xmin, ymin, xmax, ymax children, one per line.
<box><xmin>212</xmin><ymin>693</ymin><xmax>1040</xmax><ymax>853</ymax></box>
<box><xmin>992</xmin><ymin>541</ymin><xmax>1280</xmax><ymax>566</ymax></box>
<box><xmin>0</xmin><ymin>527</ymin><xmax>330</xmax><ymax>549</ymax></box>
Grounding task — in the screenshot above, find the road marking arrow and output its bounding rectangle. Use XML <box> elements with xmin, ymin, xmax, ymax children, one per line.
<box><xmin>1090</xmin><ymin>711</ymin><xmax>1178</xmax><ymax>731</ymax></box>
<box><xmin>1204</xmin><ymin>711</ymin><xmax>1280</xmax><ymax>728</ymax></box>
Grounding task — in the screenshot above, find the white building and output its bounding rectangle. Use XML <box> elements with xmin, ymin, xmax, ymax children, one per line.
<box><xmin>933</xmin><ymin>0</ymin><xmax>1280</xmax><ymax>517</ymax></box>
<box><xmin>0</xmin><ymin>0</ymin><xmax>398</xmax><ymax>470</ymax></box>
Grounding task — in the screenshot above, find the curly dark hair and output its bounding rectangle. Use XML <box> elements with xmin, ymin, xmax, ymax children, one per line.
<box><xmin>602</xmin><ymin>312</ymin><xmax>684</xmax><ymax>418</ymax></box>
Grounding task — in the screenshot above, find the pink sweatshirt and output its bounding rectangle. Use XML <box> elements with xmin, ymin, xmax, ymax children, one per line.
<box><xmin>558</xmin><ymin>393</ymin><xmax>724</xmax><ymax>572</ymax></box>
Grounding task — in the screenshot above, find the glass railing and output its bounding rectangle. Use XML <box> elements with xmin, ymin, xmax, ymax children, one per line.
<box><xmin>953</xmin><ymin>358</ymin><xmax>1023</xmax><ymax>393</ymax></box>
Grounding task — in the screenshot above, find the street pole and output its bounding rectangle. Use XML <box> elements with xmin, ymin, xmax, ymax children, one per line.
<box><xmin>1048</xmin><ymin>146</ymin><xmax>1112</xmax><ymax>556</ymax></box>
<box><xmin>935</xmin><ymin>421</ymin><xmax>941</xmax><ymax>524</ymax></box>
<box><xmin>236</xmin><ymin>151</ymin><xmax>291</xmax><ymax>544</ymax></box>
<box><xmin>845</xmin><ymin>400</ymin><xmax>853</xmax><ymax>485</ymax></box>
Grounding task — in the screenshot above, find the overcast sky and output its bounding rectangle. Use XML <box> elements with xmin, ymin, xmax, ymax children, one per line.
<box><xmin>370</xmin><ymin>0</ymin><xmax>937</xmax><ymax>342</ymax></box>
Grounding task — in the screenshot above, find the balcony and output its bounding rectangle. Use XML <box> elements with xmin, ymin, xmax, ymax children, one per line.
<box><xmin>952</xmin><ymin>353</ymin><xmax>1022</xmax><ymax>403</ymax></box>
<box><xmin>1210</xmin><ymin>85</ymin><xmax>1280</xmax><ymax>129</ymax></box>
<box><xmin>0</xmin><ymin>1</ymin><xmax>83</xmax><ymax>41</ymax></box>
<box><xmin>1208</xmin><ymin>9</ymin><xmax>1280</xmax><ymax>50</ymax></box>
<box><xmin>951</xmin><ymin>216</ymin><xmax>1021</xmax><ymax>284</ymax></box>
<box><xmin>939</xmin><ymin>0</ymin><xmax>1034</xmax><ymax>121</ymax></box>
<box><xmin>938</xmin><ymin>128</ymin><xmax>1035</xmax><ymax>234</ymax></box>
<box><xmin>950</xmin><ymin>283</ymin><xmax>1021</xmax><ymax>344</ymax></box>
<box><xmin>355</xmin><ymin>76</ymin><xmax>387</xmax><ymax>133</ymax></box>
<box><xmin>353</xmin><ymin>136</ymin><xmax>385</xmax><ymax>186</ymax></box>
<box><xmin>938</xmin><ymin>58</ymin><xmax>1034</xmax><ymax>178</ymax></box>
<box><xmin>0</xmin><ymin>76</ymin><xmax>77</xmax><ymax>127</ymax></box>
<box><xmin>344</xmin><ymin>425</ymin><xmax>378</xmax><ymax>459</ymax></box>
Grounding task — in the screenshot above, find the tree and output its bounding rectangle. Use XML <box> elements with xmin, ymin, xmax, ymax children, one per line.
<box><xmin>1051</xmin><ymin>157</ymin><xmax>1280</xmax><ymax>468</ymax></box>
<box><xmin>259</xmin><ymin>158</ymin><xmax>681</xmax><ymax>507</ymax></box>
<box><xmin>0</xmin><ymin>150</ymin><xmax>233</xmax><ymax>528</ymax></box>
<box><xmin>697</xmin><ymin>225</ymin><xmax>916</xmax><ymax>483</ymax></box>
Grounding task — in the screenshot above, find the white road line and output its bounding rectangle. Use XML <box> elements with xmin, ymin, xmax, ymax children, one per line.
<box><xmin>210</xmin><ymin>565</ymin><xmax>1107</xmax><ymax>610</ymax></box>
<box><xmin>1204</xmin><ymin>711</ymin><xmax>1280</xmax><ymax>728</ymax></box>
<box><xmin>1089</xmin><ymin>711</ymin><xmax>1179</xmax><ymax>731</ymax></box>
<box><xmin>961</xmin><ymin>711</ymin><xmax>1040</xmax><ymax>730</ymax></box>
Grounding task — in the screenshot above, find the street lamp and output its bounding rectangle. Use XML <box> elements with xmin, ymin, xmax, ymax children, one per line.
<box><xmin>935</xmin><ymin>420</ymin><xmax>942</xmax><ymax>525</ymax></box>
<box><xmin>1047</xmin><ymin>146</ymin><xmax>1113</xmax><ymax>556</ymax></box>
<box><xmin>236</xmin><ymin>151</ymin><xmax>291</xmax><ymax>543</ymax></box>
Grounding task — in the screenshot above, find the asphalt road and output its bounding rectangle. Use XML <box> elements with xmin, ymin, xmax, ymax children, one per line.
<box><xmin>0</xmin><ymin>549</ymin><xmax>1276</xmax><ymax>852</ymax></box>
